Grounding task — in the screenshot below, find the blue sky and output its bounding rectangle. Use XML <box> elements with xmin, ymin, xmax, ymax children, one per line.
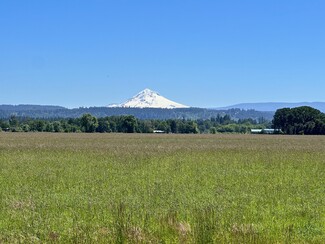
<box><xmin>1</xmin><ymin>0</ymin><xmax>324</xmax><ymax>108</ymax></box>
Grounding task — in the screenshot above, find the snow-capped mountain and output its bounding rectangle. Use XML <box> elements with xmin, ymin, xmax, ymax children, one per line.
<box><xmin>108</xmin><ymin>89</ymin><xmax>189</xmax><ymax>109</ymax></box>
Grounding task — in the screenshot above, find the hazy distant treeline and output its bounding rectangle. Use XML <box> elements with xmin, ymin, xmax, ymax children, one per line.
<box><xmin>0</xmin><ymin>105</ymin><xmax>274</xmax><ymax>121</ymax></box>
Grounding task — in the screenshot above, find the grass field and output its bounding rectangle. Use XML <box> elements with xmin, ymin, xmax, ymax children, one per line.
<box><xmin>0</xmin><ymin>133</ymin><xmax>325</xmax><ymax>243</ymax></box>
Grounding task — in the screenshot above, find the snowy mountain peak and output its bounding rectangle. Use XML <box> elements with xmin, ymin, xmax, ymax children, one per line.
<box><xmin>135</xmin><ymin>88</ymin><xmax>160</xmax><ymax>98</ymax></box>
<box><xmin>140</xmin><ymin>88</ymin><xmax>158</xmax><ymax>95</ymax></box>
<box><xmin>108</xmin><ymin>89</ymin><xmax>189</xmax><ymax>109</ymax></box>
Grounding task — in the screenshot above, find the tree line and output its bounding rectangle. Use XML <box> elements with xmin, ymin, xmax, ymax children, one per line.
<box><xmin>3</xmin><ymin>106</ymin><xmax>324</xmax><ymax>135</ymax></box>
<box><xmin>0</xmin><ymin>114</ymin><xmax>269</xmax><ymax>134</ymax></box>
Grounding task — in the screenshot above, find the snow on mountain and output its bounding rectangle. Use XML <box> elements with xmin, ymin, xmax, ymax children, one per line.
<box><xmin>108</xmin><ymin>89</ymin><xmax>189</xmax><ymax>109</ymax></box>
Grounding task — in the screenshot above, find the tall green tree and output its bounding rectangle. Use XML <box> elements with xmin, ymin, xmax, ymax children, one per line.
<box><xmin>97</xmin><ymin>118</ymin><xmax>111</xmax><ymax>133</ymax></box>
<box><xmin>9</xmin><ymin>115</ymin><xmax>19</xmax><ymax>128</ymax></box>
<box><xmin>273</xmin><ymin>106</ymin><xmax>325</xmax><ymax>135</ymax></box>
<box><xmin>81</xmin><ymin>114</ymin><xmax>98</xmax><ymax>133</ymax></box>
<box><xmin>53</xmin><ymin>121</ymin><xmax>63</xmax><ymax>132</ymax></box>
<box><xmin>121</xmin><ymin>115</ymin><xmax>138</xmax><ymax>133</ymax></box>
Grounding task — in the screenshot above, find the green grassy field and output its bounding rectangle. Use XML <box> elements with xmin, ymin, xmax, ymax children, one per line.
<box><xmin>0</xmin><ymin>133</ymin><xmax>325</xmax><ymax>243</ymax></box>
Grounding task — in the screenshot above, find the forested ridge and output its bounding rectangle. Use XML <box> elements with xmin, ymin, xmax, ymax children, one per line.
<box><xmin>0</xmin><ymin>105</ymin><xmax>274</xmax><ymax>121</ymax></box>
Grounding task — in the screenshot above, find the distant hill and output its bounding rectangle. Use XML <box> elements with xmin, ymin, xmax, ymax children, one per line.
<box><xmin>0</xmin><ymin>104</ymin><xmax>66</xmax><ymax>111</ymax></box>
<box><xmin>215</xmin><ymin>102</ymin><xmax>325</xmax><ymax>112</ymax></box>
<box><xmin>0</xmin><ymin>105</ymin><xmax>274</xmax><ymax>121</ymax></box>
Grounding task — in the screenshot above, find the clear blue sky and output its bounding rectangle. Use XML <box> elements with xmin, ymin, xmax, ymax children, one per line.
<box><xmin>1</xmin><ymin>0</ymin><xmax>324</xmax><ymax>108</ymax></box>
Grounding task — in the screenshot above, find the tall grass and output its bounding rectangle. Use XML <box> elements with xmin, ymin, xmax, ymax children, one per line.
<box><xmin>0</xmin><ymin>133</ymin><xmax>325</xmax><ymax>242</ymax></box>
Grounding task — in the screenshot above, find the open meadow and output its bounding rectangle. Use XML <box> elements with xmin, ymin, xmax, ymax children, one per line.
<box><xmin>0</xmin><ymin>133</ymin><xmax>325</xmax><ymax>243</ymax></box>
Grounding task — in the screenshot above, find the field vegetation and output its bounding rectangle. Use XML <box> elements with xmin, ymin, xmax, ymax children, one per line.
<box><xmin>0</xmin><ymin>133</ymin><xmax>325</xmax><ymax>242</ymax></box>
